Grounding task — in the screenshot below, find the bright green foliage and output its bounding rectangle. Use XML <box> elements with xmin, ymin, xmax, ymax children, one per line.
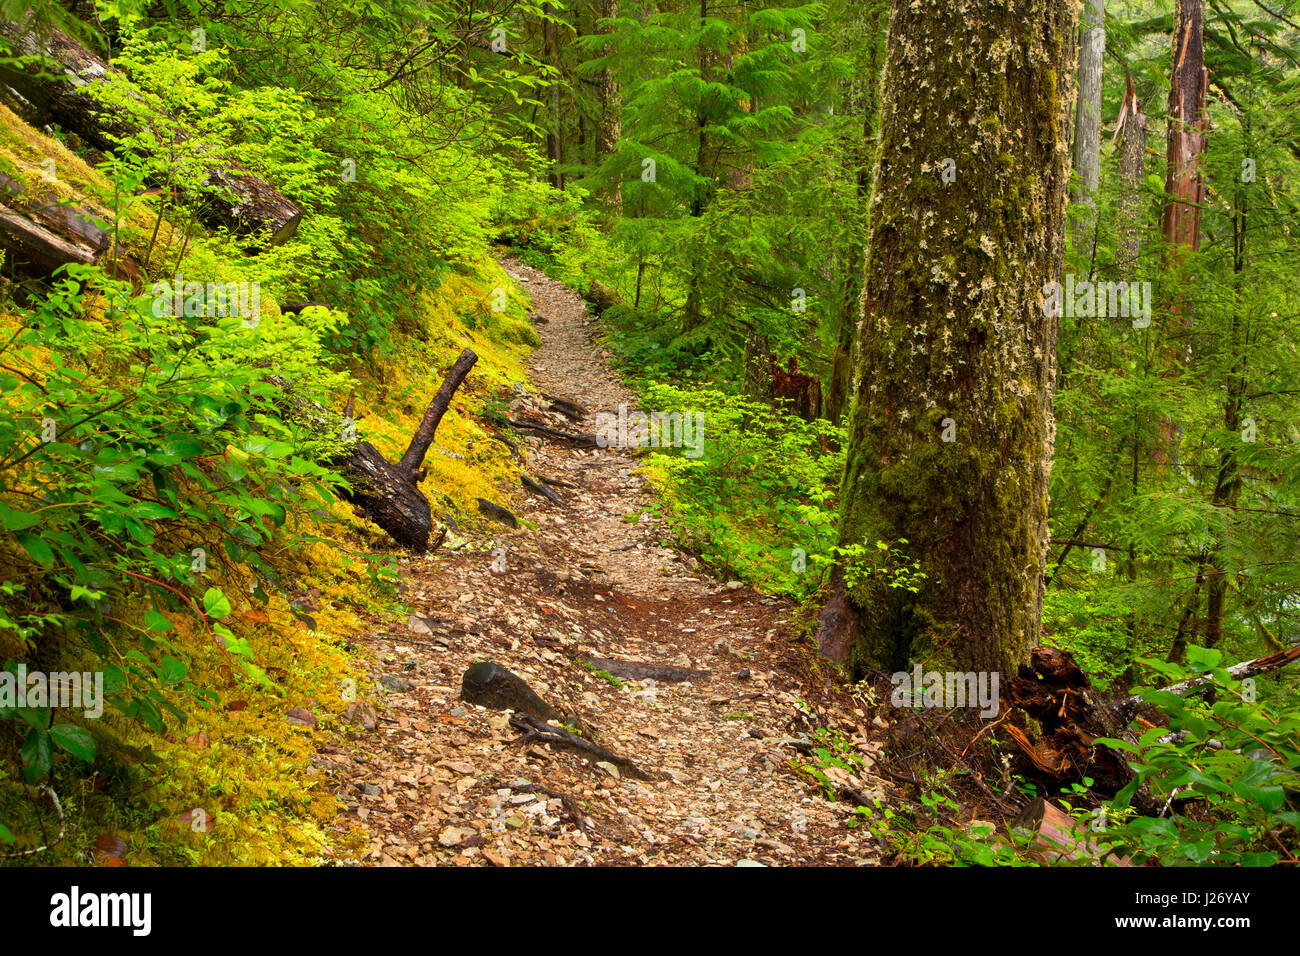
<box><xmin>633</xmin><ymin>381</ymin><xmax>843</xmax><ymax>596</ymax></box>
<box><xmin>1044</xmin><ymin>1</ymin><xmax>1300</xmax><ymax>695</ymax></box>
<box><xmin>1099</xmin><ymin>647</ymin><xmax>1300</xmax><ymax>866</ymax></box>
<box><xmin>0</xmin><ymin>252</ymin><xmax>347</xmax><ymax>785</ymax></box>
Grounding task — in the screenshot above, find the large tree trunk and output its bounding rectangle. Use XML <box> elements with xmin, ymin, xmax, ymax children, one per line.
<box><xmin>1069</xmin><ymin>0</ymin><xmax>1105</xmax><ymax>249</ymax></box>
<box><xmin>815</xmin><ymin>0</ymin><xmax>1075</xmax><ymax>676</ymax></box>
<box><xmin>0</xmin><ymin>18</ymin><xmax>302</xmax><ymax>244</ymax></box>
<box><xmin>1161</xmin><ymin>0</ymin><xmax>1208</xmax><ymax>253</ymax></box>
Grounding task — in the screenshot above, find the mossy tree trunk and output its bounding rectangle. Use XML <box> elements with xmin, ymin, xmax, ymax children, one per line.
<box><xmin>816</xmin><ymin>0</ymin><xmax>1075</xmax><ymax>676</ymax></box>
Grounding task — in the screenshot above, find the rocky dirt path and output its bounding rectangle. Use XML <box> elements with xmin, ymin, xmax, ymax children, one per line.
<box><xmin>326</xmin><ymin>260</ymin><xmax>882</xmax><ymax>866</ymax></box>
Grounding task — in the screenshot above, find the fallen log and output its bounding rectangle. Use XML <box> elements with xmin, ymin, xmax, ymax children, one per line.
<box><xmin>0</xmin><ymin>18</ymin><xmax>301</xmax><ymax>245</ymax></box>
<box><xmin>0</xmin><ymin>169</ymin><xmax>115</xmax><ymax>278</ymax></box>
<box><xmin>581</xmin><ymin>657</ymin><xmax>709</xmax><ymax>684</ymax></box>
<box><xmin>0</xmin><ymin>202</ymin><xmax>98</xmax><ymax>275</ymax></box>
<box><xmin>1108</xmin><ymin>641</ymin><xmax>1300</xmax><ymax>724</ymax></box>
<box><xmin>1008</xmin><ymin>797</ymin><xmax>1132</xmax><ymax>866</ymax></box>
<box><xmin>582</xmin><ymin>280</ymin><xmax>621</xmax><ymax>316</ymax></box>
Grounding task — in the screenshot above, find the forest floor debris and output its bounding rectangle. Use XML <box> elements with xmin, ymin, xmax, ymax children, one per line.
<box><xmin>325</xmin><ymin>259</ymin><xmax>883</xmax><ymax>866</ymax></box>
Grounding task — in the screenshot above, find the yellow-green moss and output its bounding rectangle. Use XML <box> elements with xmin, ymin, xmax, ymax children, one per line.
<box><xmin>0</xmin><ymin>112</ymin><xmax>541</xmax><ymax>865</ymax></box>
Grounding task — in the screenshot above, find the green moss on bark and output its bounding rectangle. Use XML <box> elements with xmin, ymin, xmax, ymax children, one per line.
<box><xmin>823</xmin><ymin>0</ymin><xmax>1076</xmax><ymax>677</ymax></box>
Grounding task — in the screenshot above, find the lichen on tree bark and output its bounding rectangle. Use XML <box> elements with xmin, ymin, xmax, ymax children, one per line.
<box><xmin>817</xmin><ymin>0</ymin><xmax>1076</xmax><ymax>677</ymax></box>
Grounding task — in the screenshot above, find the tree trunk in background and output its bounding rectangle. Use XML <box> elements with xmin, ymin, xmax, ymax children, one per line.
<box><xmin>742</xmin><ymin>330</ymin><xmax>772</xmax><ymax>402</ymax></box>
<box><xmin>1114</xmin><ymin>70</ymin><xmax>1147</xmax><ymax>654</ymax></box>
<box><xmin>1202</xmin><ymin>184</ymin><xmax>1249</xmax><ymax>651</ymax></box>
<box><xmin>543</xmin><ymin>3</ymin><xmax>565</xmax><ymax>191</ymax></box>
<box><xmin>595</xmin><ymin>0</ymin><xmax>621</xmax><ymax>173</ymax></box>
<box><xmin>1069</xmin><ymin>0</ymin><xmax>1105</xmax><ymax>250</ymax></box>
<box><xmin>681</xmin><ymin>0</ymin><xmax>713</xmax><ymax>333</ymax></box>
<box><xmin>1161</xmin><ymin>0</ymin><xmax>1207</xmax><ymax>253</ymax></box>
<box><xmin>826</xmin><ymin>0</ymin><xmax>886</xmax><ymax>424</ymax></box>
<box><xmin>816</xmin><ymin>0</ymin><xmax>1075</xmax><ymax>676</ymax></box>
<box><xmin>1114</xmin><ymin>70</ymin><xmax>1147</xmax><ymax>272</ymax></box>
<box><xmin>1154</xmin><ymin>0</ymin><xmax>1208</xmax><ymax>470</ymax></box>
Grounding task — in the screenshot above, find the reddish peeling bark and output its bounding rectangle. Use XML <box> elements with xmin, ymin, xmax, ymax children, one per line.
<box><xmin>1161</xmin><ymin>0</ymin><xmax>1208</xmax><ymax>251</ymax></box>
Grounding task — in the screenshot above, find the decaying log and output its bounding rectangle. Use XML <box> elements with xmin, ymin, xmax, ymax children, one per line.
<box><xmin>200</xmin><ymin>164</ymin><xmax>302</xmax><ymax>244</ymax></box>
<box><xmin>1009</xmin><ymin>797</ymin><xmax>1132</xmax><ymax>866</ymax></box>
<box><xmin>274</xmin><ymin>348</ymin><xmax>474</xmax><ymax>551</ymax></box>
<box><xmin>581</xmin><ymin>657</ymin><xmax>710</xmax><ymax>684</ymax></box>
<box><xmin>461</xmin><ymin>661</ymin><xmax>564</xmax><ymax>723</ymax></box>
<box><xmin>582</xmin><ymin>280</ymin><xmax>621</xmax><ymax>315</ymax></box>
<box><xmin>1108</xmin><ymin>641</ymin><xmax>1300</xmax><ymax>724</ymax></box>
<box><xmin>331</xmin><ymin>348</ymin><xmax>477</xmax><ymax>550</ymax></box>
<box><xmin>0</xmin><ymin>18</ymin><xmax>301</xmax><ymax>244</ymax></box>
<box><xmin>1006</xmin><ymin>647</ymin><xmax>1142</xmax><ymax>797</ymax></box>
<box><xmin>0</xmin><ymin>202</ymin><xmax>97</xmax><ymax>275</ymax></box>
<box><xmin>0</xmin><ymin>170</ymin><xmax>114</xmax><ymax>278</ymax></box>
<box><xmin>1004</xmin><ymin>642</ymin><xmax>1300</xmax><ymax>816</ymax></box>
<box><xmin>334</xmin><ymin>440</ymin><xmax>434</xmax><ymax>551</ymax></box>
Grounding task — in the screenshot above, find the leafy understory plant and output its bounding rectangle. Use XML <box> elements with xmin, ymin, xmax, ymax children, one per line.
<box><xmin>1097</xmin><ymin>646</ymin><xmax>1300</xmax><ymax>866</ymax></box>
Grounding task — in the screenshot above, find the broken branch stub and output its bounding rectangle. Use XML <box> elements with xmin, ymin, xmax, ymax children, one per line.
<box><xmin>397</xmin><ymin>348</ymin><xmax>477</xmax><ymax>480</ymax></box>
<box><xmin>333</xmin><ymin>349</ymin><xmax>478</xmax><ymax>551</ymax></box>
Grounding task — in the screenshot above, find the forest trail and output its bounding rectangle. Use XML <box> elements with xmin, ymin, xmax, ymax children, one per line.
<box><xmin>328</xmin><ymin>260</ymin><xmax>881</xmax><ymax>866</ymax></box>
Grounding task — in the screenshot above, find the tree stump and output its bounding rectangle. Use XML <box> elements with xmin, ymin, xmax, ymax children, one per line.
<box><xmin>330</xmin><ymin>348</ymin><xmax>478</xmax><ymax>551</ymax></box>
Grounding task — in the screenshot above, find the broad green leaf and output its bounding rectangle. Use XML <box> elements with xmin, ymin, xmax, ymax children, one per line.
<box><xmin>15</xmin><ymin>532</ymin><xmax>54</xmax><ymax>569</ymax></box>
<box><xmin>202</xmin><ymin>587</ymin><xmax>232</xmax><ymax>619</ymax></box>
<box><xmin>20</xmin><ymin>728</ymin><xmax>52</xmax><ymax>783</ymax></box>
<box><xmin>50</xmin><ymin>723</ymin><xmax>96</xmax><ymax>761</ymax></box>
<box><xmin>157</xmin><ymin>656</ymin><xmax>186</xmax><ymax>685</ymax></box>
